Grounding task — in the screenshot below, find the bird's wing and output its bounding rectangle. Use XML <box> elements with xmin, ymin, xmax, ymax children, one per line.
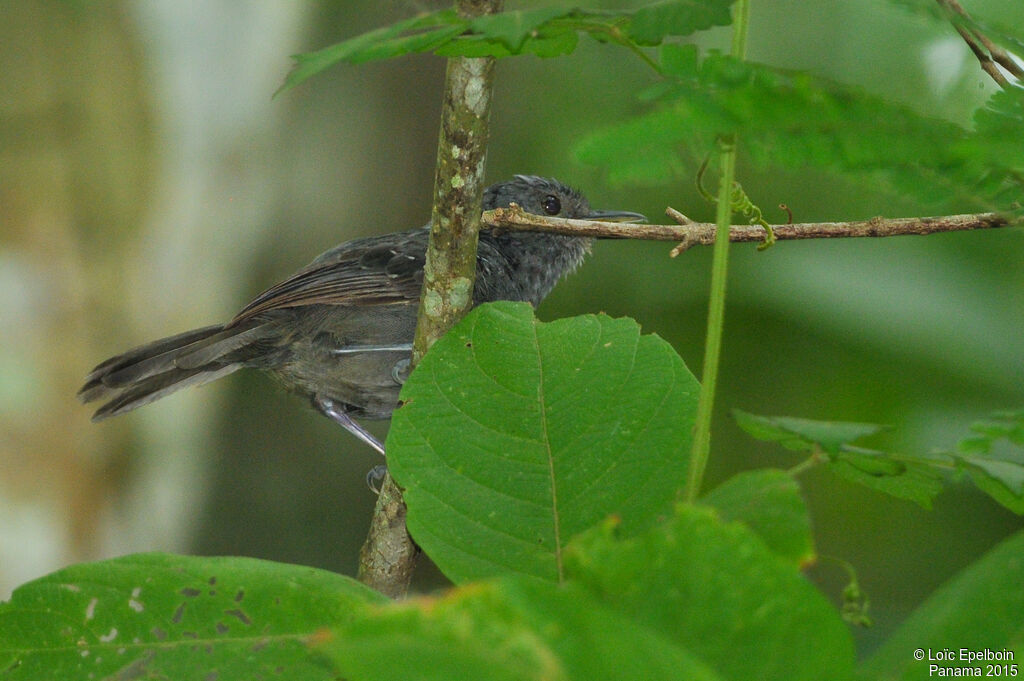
<box><xmin>229</xmin><ymin>230</ymin><xmax>428</xmax><ymax>325</ymax></box>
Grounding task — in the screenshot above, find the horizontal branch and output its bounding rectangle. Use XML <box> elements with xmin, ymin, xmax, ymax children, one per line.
<box><xmin>485</xmin><ymin>205</ymin><xmax>1016</xmax><ymax>255</ymax></box>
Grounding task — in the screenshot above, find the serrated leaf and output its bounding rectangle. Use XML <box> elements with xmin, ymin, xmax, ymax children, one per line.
<box><xmin>951</xmin><ymin>410</ymin><xmax>1024</xmax><ymax>514</ymax></box>
<box><xmin>733</xmin><ymin>411</ymin><xmax>944</xmax><ymax>508</ymax></box>
<box><xmin>966</xmin><ymin>410</ymin><xmax>1024</xmax><ymax>446</ymax></box>
<box><xmin>702</xmin><ymin>468</ymin><xmax>816</xmax><ymax>566</ymax></box>
<box><xmin>0</xmin><ymin>553</ymin><xmax>384</xmax><ymax>680</ymax></box>
<box><xmin>859</xmin><ymin>528</ymin><xmax>1024</xmax><ymax>680</ymax></box>
<box><xmin>976</xmin><ymin>73</ymin><xmax>1024</xmax><ymax>115</ymax></box>
<box><xmin>321</xmin><ymin>577</ymin><xmax>722</xmax><ymax>681</ymax></box>
<box><xmin>578</xmin><ymin>105</ymin><xmax>693</xmax><ymax>184</ymax></box>
<box><xmin>275</xmin><ymin>5</ymin><xmax>654</xmax><ymax>92</ymax></box>
<box><xmin>388</xmin><ymin>302</ymin><xmax>699</xmax><ymax>584</ymax></box>
<box><xmin>277</xmin><ymin>10</ymin><xmax>465</xmax><ymax>95</ymax></box>
<box><xmin>732</xmin><ymin>409</ymin><xmax>886</xmax><ymax>454</ymax></box>
<box><xmin>960</xmin><ymin>88</ymin><xmax>1024</xmax><ymax>198</ymax></box>
<box><xmin>276</xmin><ymin>2</ymin><xmax>741</xmax><ymax>93</ymax></box>
<box><xmin>469</xmin><ymin>7</ymin><xmax>571</xmax><ymax>50</ymax></box>
<box><xmin>566</xmin><ymin>505</ymin><xmax>855</xmax><ymax>681</ymax></box>
<box><xmin>346</xmin><ymin>24</ymin><xmax>467</xmax><ymax>65</ymax></box>
<box><xmin>658</xmin><ymin>42</ymin><xmax>700</xmax><ymax>77</ymax></box>
<box><xmin>886</xmin><ymin>0</ymin><xmax>1024</xmax><ymax>55</ymax></box>
<box><xmin>837</xmin><ymin>447</ymin><xmax>908</xmax><ymax>476</ymax></box>
<box><xmin>829</xmin><ymin>453</ymin><xmax>944</xmax><ymax>509</ymax></box>
<box><xmin>436</xmin><ymin>27</ymin><xmax>580</xmax><ymax>59</ymax></box>
<box><xmin>956</xmin><ymin>456</ymin><xmax>1024</xmax><ymax>514</ymax></box>
<box><xmin>627</xmin><ymin>0</ymin><xmax>736</xmax><ymax>44</ymax></box>
<box><xmin>519</xmin><ymin>29</ymin><xmax>581</xmax><ymax>58</ymax></box>
<box><xmin>576</xmin><ymin>51</ymin><xmax>1013</xmax><ymax>212</ymax></box>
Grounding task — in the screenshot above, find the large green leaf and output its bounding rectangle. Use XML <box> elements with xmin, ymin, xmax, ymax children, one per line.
<box><xmin>701</xmin><ymin>468</ymin><xmax>815</xmax><ymax>566</ymax></box>
<box><xmin>320</xmin><ymin>577</ymin><xmax>722</xmax><ymax>681</ymax></box>
<box><xmin>566</xmin><ymin>505</ymin><xmax>855</xmax><ymax>681</ymax></box>
<box><xmin>0</xmin><ymin>553</ymin><xmax>384</xmax><ymax>680</ymax></box>
<box><xmin>859</xmin><ymin>528</ymin><xmax>1024</xmax><ymax>681</ymax></box>
<box><xmin>387</xmin><ymin>302</ymin><xmax>699</xmax><ymax>584</ymax></box>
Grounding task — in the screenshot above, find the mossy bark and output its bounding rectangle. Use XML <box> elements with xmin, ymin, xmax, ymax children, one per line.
<box><xmin>357</xmin><ymin>0</ymin><xmax>504</xmax><ymax>599</ymax></box>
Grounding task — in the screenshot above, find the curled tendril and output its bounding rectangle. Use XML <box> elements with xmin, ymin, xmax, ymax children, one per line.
<box><xmin>695</xmin><ymin>154</ymin><xmax>715</xmax><ymax>203</ymax></box>
<box><xmin>779</xmin><ymin>203</ymin><xmax>794</xmax><ymax>225</ymax></box>
<box><xmin>696</xmin><ymin>153</ymin><xmax>777</xmax><ymax>250</ymax></box>
<box><xmin>829</xmin><ymin>556</ymin><xmax>873</xmax><ymax>628</ymax></box>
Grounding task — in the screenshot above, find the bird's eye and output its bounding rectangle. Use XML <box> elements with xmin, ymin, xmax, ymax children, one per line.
<box><xmin>542</xmin><ymin>195</ymin><xmax>561</xmax><ymax>215</ymax></box>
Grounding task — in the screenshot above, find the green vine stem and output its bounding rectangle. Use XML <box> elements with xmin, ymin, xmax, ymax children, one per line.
<box><xmin>684</xmin><ymin>0</ymin><xmax>751</xmax><ymax>503</ymax></box>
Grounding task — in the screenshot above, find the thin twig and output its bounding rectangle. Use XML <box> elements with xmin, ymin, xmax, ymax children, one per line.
<box><xmin>484</xmin><ymin>205</ymin><xmax>1016</xmax><ymax>255</ymax></box>
<box><xmin>936</xmin><ymin>0</ymin><xmax>1023</xmax><ymax>88</ymax></box>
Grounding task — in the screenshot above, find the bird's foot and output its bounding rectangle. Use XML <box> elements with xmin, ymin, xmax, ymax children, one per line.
<box><xmin>391</xmin><ymin>358</ymin><xmax>411</xmax><ymax>385</ymax></box>
<box><xmin>366</xmin><ymin>464</ymin><xmax>388</xmax><ymax>494</ymax></box>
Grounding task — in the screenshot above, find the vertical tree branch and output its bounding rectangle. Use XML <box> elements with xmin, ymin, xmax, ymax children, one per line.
<box><xmin>412</xmin><ymin>43</ymin><xmax>498</xmax><ymax>364</ymax></box>
<box><xmin>356</xmin><ymin>478</ymin><xmax>416</xmax><ymax>598</ymax></box>
<box><xmin>357</xmin><ymin>0</ymin><xmax>503</xmax><ymax>599</ymax></box>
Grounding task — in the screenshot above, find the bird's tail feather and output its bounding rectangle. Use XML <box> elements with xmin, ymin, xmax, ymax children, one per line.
<box><xmin>79</xmin><ymin>323</ymin><xmax>269</xmax><ymax>421</ymax></box>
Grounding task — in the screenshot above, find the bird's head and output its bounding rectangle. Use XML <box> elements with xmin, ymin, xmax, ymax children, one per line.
<box><xmin>483</xmin><ymin>175</ymin><xmax>646</xmax><ymax>223</ymax></box>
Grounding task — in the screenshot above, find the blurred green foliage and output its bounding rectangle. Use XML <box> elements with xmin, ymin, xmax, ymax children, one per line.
<box><xmin>1</xmin><ymin>0</ymin><xmax>1021</xmax><ymax>659</ymax></box>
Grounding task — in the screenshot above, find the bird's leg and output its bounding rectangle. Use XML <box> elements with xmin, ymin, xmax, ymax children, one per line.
<box><xmin>360</xmin><ymin>359</ymin><xmax>412</xmax><ymax>494</ymax></box>
<box><xmin>315</xmin><ymin>396</ymin><xmax>386</xmax><ymax>457</ymax></box>
<box><xmin>316</xmin><ymin>396</ymin><xmax>389</xmax><ymax>494</ymax></box>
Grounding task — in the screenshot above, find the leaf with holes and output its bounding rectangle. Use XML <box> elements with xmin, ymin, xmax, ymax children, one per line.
<box><xmin>0</xmin><ymin>553</ymin><xmax>384</xmax><ymax>680</ymax></box>
<box><xmin>320</xmin><ymin>577</ymin><xmax>720</xmax><ymax>681</ymax></box>
<box><xmin>387</xmin><ymin>302</ymin><xmax>699</xmax><ymax>584</ymax></box>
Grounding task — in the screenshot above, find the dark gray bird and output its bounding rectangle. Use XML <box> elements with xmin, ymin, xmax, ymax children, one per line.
<box><xmin>79</xmin><ymin>175</ymin><xmax>645</xmax><ymax>453</ymax></box>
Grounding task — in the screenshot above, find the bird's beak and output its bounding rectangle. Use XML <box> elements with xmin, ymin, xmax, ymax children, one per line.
<box><xmin>585</xmin><ymin>209</ymin><xmax>647</xmax><ymax>223</ymax></box>
<box><xmin>582</xmin><ymin>209</ymin><xmax>647</xmax><ymax>239</ymax></box>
